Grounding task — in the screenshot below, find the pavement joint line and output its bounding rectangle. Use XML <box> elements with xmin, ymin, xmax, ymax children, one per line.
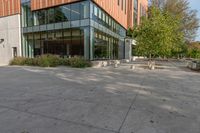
<box><xmin>0</xmin><ymin>104</ymin><xmax>118</xmax><ymax>133</ymax></box>
<box><xmin>117</xmin><ymin>75</ymin><xmax>146</xmax><ymax>133</ymax></box>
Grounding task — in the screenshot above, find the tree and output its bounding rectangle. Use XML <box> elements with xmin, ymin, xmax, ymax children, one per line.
<box><xmin>150</xmin><ymin>0</ymin><xmax>199</xmax><ymax>41</ymax></box>
<box><xmin>129</xmin><ymin>6</ymin><xmax>183</xmax><ymax>59</ymax></box>
<box><xmin>187</xmin><ymin>42</ymin><xmax>200</xmax><ymax>58</ymax></box>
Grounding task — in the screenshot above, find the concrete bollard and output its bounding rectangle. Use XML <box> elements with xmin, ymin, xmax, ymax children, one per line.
<box><xmin>151</xmin><ymin>65</ymin><xmax>155</xmax><ymax>70</ymax></box>
<box><xmin>114</xmin><ymin>63</ymin><xmax>118</xmax><ymax>68</ymax></box>
<box><xmin>148</xmin><ymin>61</ymin><xmax>155</xmax><ymax>70</ymax></box>
<box><xmin>130</xmin><ymin>65</ymin><xmax>136</xmax><ymax>70</ymax></box>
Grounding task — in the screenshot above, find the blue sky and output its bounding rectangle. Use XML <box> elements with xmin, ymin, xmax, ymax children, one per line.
<box><xmin>189</xmin><ymin>0</ymin><xmax>200</xmax><ymax>41</ymax></box>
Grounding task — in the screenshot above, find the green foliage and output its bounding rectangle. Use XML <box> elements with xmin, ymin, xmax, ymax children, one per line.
<box><xmin>37</xmin><ymin>54</ymin><xmax>61</xmax><ymax>67</ymax></box>
<box><xmin>68</xmin><ymin>56</ymin><xmax>92</xmax><ymax>68</ymax></box>
<box><xmin>130</xmin><ymin>6</ymin><xmax>184</xmax><ymax>58</ymax></box>
<box><xmin>10</xmin><ymin>57</ymin><xmax>27</xmax><ymax>66</ymax></box>
<box><xmin>150</xmin><ymin>0</ymin><xmax>199</xmax><ymax>41</ymax></box>
<box><xmin>10</xmin><ymin>55</ymin><xmax>92</xmax><ymax>68</ymax></box>
<box><xmin>186</xmin><ymin>42</ymin><xmax>200</xmax><ymax>58</ymax></box>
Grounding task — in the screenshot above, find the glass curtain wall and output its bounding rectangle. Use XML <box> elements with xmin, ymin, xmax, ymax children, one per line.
<box><xmin>22</xmin><ymin>1</ymin><xmax>90</xmax><ymax>27</ymax></box>
<box><xmin>22</xmin><ymin>1</ymin><xmax>90</xmax><ymax>58</ymax></box>
<box><xmin>93</xmin><ymin>29</ymin><xmax>119</xmax><ymax>60</ymax></box>
<box><xmin>23</xmin><ymin>29</ymin><xmax>85</xmax><ymax>58</ymax></box>
<box><xmin>91</xmin><ymin>2</ymin><xmax>125</xmax><ymax>60</ymax></box>
<box><xmin>21</xmin><ymin>1</ymin><xmax>125</xmax><ymax>60</ymax></box>
<box><xmin>22</xmin><ymin>2</ymin><xmax>33</xmax><ymax>27</ymax></box>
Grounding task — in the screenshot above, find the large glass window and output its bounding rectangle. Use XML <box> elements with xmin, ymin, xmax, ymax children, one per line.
<box><xmin>94</xmin><ymin>30</ymin><xmax>109</xmax><ymax>59</ymax></box>
<box><xmin>134</xmin><ymin>0</ymin><xmax>138</xmax><ymax>10</ymax></box>
<box><xmin>23</xmin><ymin>28</ymin><xmax>84</xmax><ymax>58</ymax></box>
<box><xmin>23</xmin><ymin>1</ymin><xmax>83</xmax><ymax>26</ymax></box>
<box><xmin>71</xmin><ymin>29</ymin><xmax>84</xmax><ymax>56</ymax></box>
<box><xmin>71</xmin><ymin>3</ymin><xmax>80</xmax><ymax>21</ymax></box>
<box><xmin>27</xmin><ymin>4</ymin><xmax>33</xmax><ymax>27</ymax></box>
<box><xmin>48</xmin><ymin>8</ymin><xmax>55</xmax><ymax>23</ymax></box>
<box><xmin>80</xmin><ymin>1</ymin><xmax>89</xmax><ymax>19</ymax></box>
<box><xmin>94</xmin><ymin>5</ymin><xmax>98</xmax><ymax>16</ymax></box>
<box><xmin>34</xmin><ymin>10</ymin><xmax>46</xmax><ymax>25</ymax></box>
<box><xmin>34</xmin><ymin>33</ymin><xmax>41</xmax><ymax>56</ymax></box>
<box><xmin>22</xmin><ymin>2</ymin><xmax>33</xmax><ymax>27</ymax></box>
<box><xmin>61</xmin><ymin>5</ymin><xmax>71</xmax><ymax>21</ymax></box>
<box><xmin>93</xmin><ymin>29</ymin><xmax>119</xmax><ymax>60</ymax></box>
<box><xmin>55</xmin><ymin>7</ymin><xmax>65</xmax><ymax>23</ymax></box>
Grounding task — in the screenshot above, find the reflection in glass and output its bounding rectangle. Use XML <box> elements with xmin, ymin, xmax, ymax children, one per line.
<box><xmin>94</xmin><ymin>29</ymin><xmax>119</xmax><ymax>60</ymax></box>
<box><xmin>55</xmin><ymin>7</ymin><xmax>65</xmax><ymax>23</ymax></box>
<box><xmin>80</xmin><ymin>1</ymin><xmax>89</xmax><ymax>19</ymax></box>
<box><xmin>61</xmin><ymin>5</ymin><xmax>71</xmax><ymax>21</ymax></box>
<box><xmin>23</xmin><ymin>29</ymin><xmax>84</xmax><ymax>57</ymax></box>
<box><xmin>48</xmin><ymin>8</ymin><xmax>55</xmax><ymax>23</ymax></box>
<box><xmin>71</xmin><ymin>3</ymin><xmax>80</xmax><ymax>21</ymax></box>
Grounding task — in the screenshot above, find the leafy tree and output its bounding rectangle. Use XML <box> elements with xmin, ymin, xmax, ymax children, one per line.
<box><xmin>129</xmin><ymin>6</ymin><xmax>183</xmax><ymax>59</ymax></box>
<box><xmin>187</xmin><ymin>42</ymin><xmax>200</xmax><ymax>58</ymax></box>
<box><xmin>150</xmin><ymin>0</ymin><xmax>199</xmax><ymax>41</ymax></box>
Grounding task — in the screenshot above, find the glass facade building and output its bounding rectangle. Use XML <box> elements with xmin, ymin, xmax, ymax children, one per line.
<box><xmin>21</xmin><ymin>0</ymin><xmax>126</xmax><ymax>60</ymax></box>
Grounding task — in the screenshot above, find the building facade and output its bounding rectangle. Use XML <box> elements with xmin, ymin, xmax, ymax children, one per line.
<box><xmin>0</xmin><ymin>0</ymin><xmax>148</xmax><ymax>65</ymax></box>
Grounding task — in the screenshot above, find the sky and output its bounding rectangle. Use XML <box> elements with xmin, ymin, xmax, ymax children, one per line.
<box><xmin>189</xmin><ymin>0</ymin><xmax>200</xmax><ymax>41</ymax></box>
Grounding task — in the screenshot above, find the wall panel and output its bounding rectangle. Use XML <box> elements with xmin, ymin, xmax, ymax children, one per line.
<box><xmin>31</xmin><ymin>0</ymin><xmax>80</xmax><ymax>10</ymax></box>
<box><xmin>0</xmin><ymin>0</ymin><xmax>21</xmax><ymax>17</ymax></box>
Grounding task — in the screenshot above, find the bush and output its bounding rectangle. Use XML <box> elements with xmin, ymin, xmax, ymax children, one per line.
<box><xmin>10</xmin><ymin>57</ymin><xmax>26</xmax><ymax>65</ymax></box>
<box><xmin>37</xmin><ymin>54</ymin><xmax>61</xmax><ymax>67</ymax></box>
<box><xmin>68</xmin><ymin>56</ymin><xmax>92</xmax><ymax>68</ymax></box>
<box><xmin>24</xmin><ymin>58</ymin><xmax>38</xmax><ymax>66</ymax></box>
<box><xmin>61</xmin><ymin>58</ymin><xmax>70</xmax><ymax>66</ymax></box>
<box><xmin>10</xmin><ymin>55</ymin><xmax>92</xmax><ymax>68</ymax></box>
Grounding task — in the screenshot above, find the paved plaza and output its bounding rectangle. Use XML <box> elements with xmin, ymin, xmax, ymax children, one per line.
<box><xmin>0</xmin><ymin>61</ymin><xmax>199</xmax><ymax>133</ymax></box>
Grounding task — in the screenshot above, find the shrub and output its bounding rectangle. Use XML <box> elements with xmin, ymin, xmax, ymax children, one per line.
<box><xmin>61</xmin><ymin>58</ymin><xmax>70</xmax><ymax>66</ymax></box>
<box><xmin>10</xmin><ymin>57</ymin><xmax>26</xmax><ymax>65</ymax></box>
<box><xmin>10</xmin><ymin>55</ymin><xmax>92</xmax><ymax>68</ymax></box>
<box><xmin>68</xmin><ymin>56</ymin><xmax>92</xmax><ymax>68</ymax></box>
<box><xmin>24</xmin><ymin>58</ymin><xmax>38</xmax><ymax>66</ymax></box>
<box><xmin>37</xmin><ymin>54</ymin><xmax>61</xmax><ymax>67</ymax></box>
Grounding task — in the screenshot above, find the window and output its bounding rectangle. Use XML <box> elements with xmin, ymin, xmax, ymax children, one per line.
<box><xmin>94</xmin><ymin>5</ymin><xmax>98</xmax><ymax>16</ymax></box>
<box><xmin>102</xmin><ymin>12</ymin><xmax>105</xmax><ymax>22</ymax></box>
<box><xmin>134</xmin><ymin>0</ymin><xmax>138</xmax><ymax>10</ymax></box>
<box><xmin>98</xmin><ymin>9</ymin><xmax>102</xmax><ymax>19</ymax></box>
<box><xmin>34</xmin><ymin>10</ymin><xmax>46</xmax><ymax>25</ymax></box>
<box><xmin>12</xmin><ymin>47</ymin><xmax>17</xmax><ymax>57</ymax></box>
<box><xmin>80</xmin><ymin>1</ymin><xmax>89</xmax><ymax>19</ymax></box>
<box><xmin>55</xmin><ymin>7</ymin><xmax>65</xmax><ymax>23</ymax></box>
<box><xmin>22</xmin><ymin>2</ymin><xmax>33</xmax><ymax>27</ymax></box>
<box><xmin>61</xmin><ymin>5</ymin><xmax>71</xmax><ymax>21</ymax></box>
<box><xmin>48</xmin><ymin>8</ymin><xmax>55</xmax><ymax>23</ymax></box>
<box><xmin>71</xmin><ymin>3</ymin><xmax>80</xmax><ymax>21</ymax></box>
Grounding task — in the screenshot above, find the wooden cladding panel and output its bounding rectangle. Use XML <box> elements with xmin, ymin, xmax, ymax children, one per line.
<box><xmin>0</xmin><ymin>0</ymin><xmax>21</xmax><ymax>17</ymax></box>
<box><xmin>31</xmin><ymin>0</ymin><xmax>80</xmax><ymax>10</ymax></box>
<box><xmin>93</xmin><ymin>0</ymin><xmax>129</xmax><ymax>29</ymax></box>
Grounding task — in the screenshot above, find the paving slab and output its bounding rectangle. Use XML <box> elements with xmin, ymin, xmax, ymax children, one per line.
<box><xmin>0</xmin><ymin>61</ymin><xmax>199</xmax><ymax>133</ymax></box>
<box><xmin>0</xmin><ymin>108</ymin><xmax>115</xmax><ymax>133</ymax></box>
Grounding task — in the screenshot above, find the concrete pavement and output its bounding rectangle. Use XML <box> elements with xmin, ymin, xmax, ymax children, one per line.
<box><xmin>0</xmin><ymin>61</ymin><xmax>199</xmax><ymax>133</ymax></box>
